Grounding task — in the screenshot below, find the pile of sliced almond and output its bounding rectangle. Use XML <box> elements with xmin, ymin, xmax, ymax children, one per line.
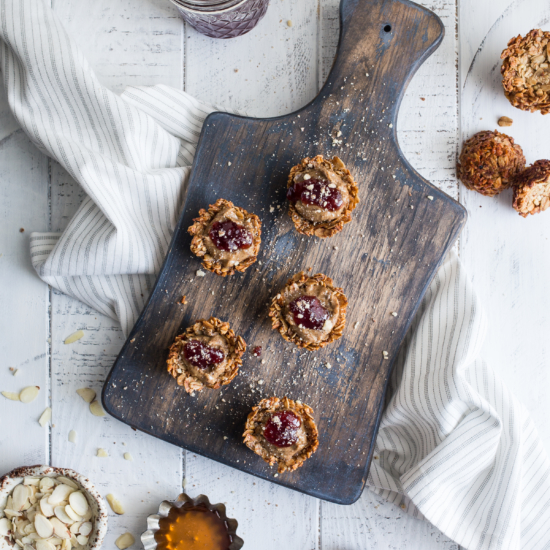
<box><xmin>0</xmin><ymin>475</ymin><xmax>94</xmax><ymax>550</ymax></box>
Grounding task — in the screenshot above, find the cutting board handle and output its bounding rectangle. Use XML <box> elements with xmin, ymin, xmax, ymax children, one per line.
<box><xmin>317</xmin><ymin>0</ymin><xmax>444</xmax><ymax>117</ymax></box>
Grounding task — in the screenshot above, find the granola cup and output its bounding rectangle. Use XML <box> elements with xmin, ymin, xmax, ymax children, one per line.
<box><xmin>243</xmin><ymin>396</ymin><xmax>319</xmax><ymax>474</ymax></box>
<box><xmin>287</xmin><ymin>155</ymin><xmax>359</xmax><ymax>238</ymax></box>
<box><xmin>269</xmin><ymin>272</ymin><xmax>347</xmax><ymax>351</ymax></box>
<box><xmin>167</xmin><ymin>317</ymin><xmax>246</xmax><ymax>395</ymax></box>
<box><xmin>501</xmin><ymin>29</ymin><xmax>550</xmax><ymax>114</ymax></box>
<box><xmin>457</xmin><ymin>130</ymin><xmax>526</xmax><ymax>196</ymax></box>
<box><xmin>188</xmin><ymin>198</ymin><xmax>261</xmax><ymax>276</ymax></box>
<box><xmin>513</xmin><ymin>160</ymin><xmax>550</xmax><ymax>217</ymax></box>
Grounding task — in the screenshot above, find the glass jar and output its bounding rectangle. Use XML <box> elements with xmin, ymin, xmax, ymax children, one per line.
<box><xmin>170</xmin><ymin>0</ymin><xmax>270</xmax><ymax>39</ymax></box>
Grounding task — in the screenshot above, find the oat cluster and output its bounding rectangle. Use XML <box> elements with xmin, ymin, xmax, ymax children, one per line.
<box><xmin>501</xmin><ymin>29</ymin><xmax>550</xmax><ymax>114</ymax></box>
<box><xmin>513</xmin><ymin>159</ymin><xmax>550</xmax><ymax>217</ymax></box>
<box><xmin>457</xmin><ymin>130</ymin><xmax>525</xmax><ymax>196</ymax></box>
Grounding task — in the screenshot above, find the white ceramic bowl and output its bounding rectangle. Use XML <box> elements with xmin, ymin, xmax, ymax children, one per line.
<box><xmin>0</xmin><ymin>465</ymin><xmax>108</xmax><ymax>550</ymax></box>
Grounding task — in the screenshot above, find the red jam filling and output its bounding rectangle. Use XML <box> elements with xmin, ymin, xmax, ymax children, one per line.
<box><xmin>263</xmin><ymin>411</ymin><xmax>301</xmax><ymax>447</ymax></box>
<box><xmin>286</xmin><ymin>178</ymin><xmax>343</xmax><ymax>211</ymax></box>
<box><xmin>289</xmin><ymin>295</ymin><xmax>329</xmax><ymax>330</ymax></box>
<box><xmin>252</xmin><ymin>346</ymin><xmax>262</xmax><ymax>357</ymax></box>
<box><xmin>183</xmin><ymin>340</ymin><xmax>225</xmax><ymax>370</ymax></box>
<box><xmin>209</xmin><ymin>220</ymin><xmax>253</xmax><ymax>252</ymax></box>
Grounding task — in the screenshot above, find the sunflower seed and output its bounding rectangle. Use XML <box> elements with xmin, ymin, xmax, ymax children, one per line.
<box><xmin>76</xmin><ymin>388</ymin><xmax>96</xmax><ymax>404</ymax></box>
<box><xmin>106</xmin><ymin>494</ymin><xmax>124</xmax><ymax>515</ymax></box>
<box><xmin>89</xmin><ymin>400</ymin><xmax>105</xmax><ymax>417</ymax></box>
<box><xmin>115</xmin><ymin>532</ymin><xmax>135</xmax><ymax>549</ymax></box>
<box><xmin>38</xmin><ymin>407</ymin><xmax>52</xmax><ymax>427</ymax></box>
<box><xmin>19</xmin><ymin>386</ymin><xmax>40</xmax><ymax>404</ymax></box>
<box><xmin>64</xmin><ymin>330</ymin><xmax>84</xmax><ymax>345</ymax></box>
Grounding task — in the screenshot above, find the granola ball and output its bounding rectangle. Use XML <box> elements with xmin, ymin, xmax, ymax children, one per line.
<box><xmin>457</xmin><ymin>130</ymin><xmax>525</xmax><ymax>196</ymax></box>
<box><xmin>513</xmin><ymin>160</ymin><xmax>550</xmax><ymax>217</ymax></box>
<box><xmin>501</xmin><ymin>29</ymin><xmax>550</xmax><ymax>114</ymax></box>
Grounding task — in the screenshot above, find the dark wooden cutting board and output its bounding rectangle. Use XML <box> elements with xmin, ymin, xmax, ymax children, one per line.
<box><xmin>103</xmin><ymin>0</ymin><xmax>466</xmax><ymax>504</ymax></box>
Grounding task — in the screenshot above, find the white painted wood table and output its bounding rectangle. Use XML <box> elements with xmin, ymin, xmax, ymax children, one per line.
<box><xmin>2</xmin><ymin>0</ymin><xmax>549</xmax><ymax>548</ymax></box>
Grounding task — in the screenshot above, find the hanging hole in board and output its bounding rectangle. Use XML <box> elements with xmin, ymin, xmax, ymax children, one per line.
<box><xmin>384</xmin><ymin>24</ymin><xmax>392</xmax><ymax>32</ymax></box>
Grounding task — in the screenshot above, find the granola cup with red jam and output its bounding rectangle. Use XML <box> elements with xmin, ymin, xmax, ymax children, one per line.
<box><xmin>286</xmin><ymin>155</ymin><xmax>359</xmax><ymax>238</ymax></box>
<box><xmin>167</xmin><ymin>317</ymin><xmax>246</xmax><ymax>395</ymax></box>
<box><xmin>188</xmin><ymin>198</ymin><xmax>261</xmax><ymax>276</ymax></box>
<box><xmin>243</xmin><ymin>396</ymin><xmax>319</xmax><ymax>474</ymax></box>
<box><xmin>269</xmin><ymin>271</ymin><xmax>347</xmax><ymax>350</ymax></box>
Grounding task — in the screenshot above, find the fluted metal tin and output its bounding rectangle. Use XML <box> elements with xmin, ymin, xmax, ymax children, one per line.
<box><xmin>141</xmin><ymin>493</ymin><xmax>243</xmax><ymax>550</ymax></box>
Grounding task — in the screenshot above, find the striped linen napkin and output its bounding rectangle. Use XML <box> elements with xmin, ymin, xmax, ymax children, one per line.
<box><xmin>1</xmin><ymin>1</ymin><xmax>550</xmax><ymax>548</ymax></box>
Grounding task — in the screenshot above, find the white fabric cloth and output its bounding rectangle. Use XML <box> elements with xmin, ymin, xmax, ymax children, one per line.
<box><xmin>1</xmin><ymin>1</ymin><xmax>550</xmax><ymax>548</ymax></box>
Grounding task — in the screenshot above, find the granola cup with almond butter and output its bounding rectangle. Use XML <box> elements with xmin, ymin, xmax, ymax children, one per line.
<box><xmin>286</xmin><ymin>155</ymin><xmax>359</xmax><ymax>238</ymax></box>
<box><xmin>457</xmin><ymin>130</ymin><xmax>526</xmax><ymax>196</ymax></box>
<box><xmin>188</xmin><ymin>198</ymin><xmax>261</xmax><ymax>276</ymax></box>
<box><xmin>269</xmin><ymin>271</ymin><xmax>347</xmax><ymax>350</ymax></box>
<box><xmin>513</xmin><ymin>159</ymin><xmax>550</xmax><ymax>217</ymax></box>
<box><xmin>167</xmin><ymin>317</ymin><xmax>246</xmax><ymax>395</ymax></box>
<box><xmin>501</xmin><ymin>29</ymin><xmax>550</xmax><ymax>114</ymax></box>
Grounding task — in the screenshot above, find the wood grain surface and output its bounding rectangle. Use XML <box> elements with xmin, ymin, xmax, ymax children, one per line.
<box><xmin>103</xmin><ymin>0</ymin><xmax>466</xmax><ymax>504</ymax></box>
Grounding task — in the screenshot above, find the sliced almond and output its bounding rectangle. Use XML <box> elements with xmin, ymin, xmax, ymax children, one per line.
<box><xmin>65</xmin><ymin>505</ymin><xmax>81</xmax><ymax>522</ymax></box>
<box><xmin>61</xmin><ymin>539</ymin><xmax>72</xmax><ymax>550</ymax></box>
<box><xmin>81</xmin><ymin>507</ymin><xmax>92</xmax><ymax>521</ymax></box>
<box><xmin>1</xmin><ymin>391</ymin><xmax>20</xmax><ymax>401</ymax></box>
<box><xmin>76</xmin><ymin>388</ymin><xmax>96</xmax><ymax>404</ymax></box>
<box><xmin>23</xmin><ymin>477</ymin><xmax>40</xmax><ymax>486</ymax></box>
<box><xmin>34</xmin><ymin>514</ymin><xmax>54</xmax><ymax>539</ymax></box>
<box><xmin>79</xmin><ymin>521</ymin><xmax>92</xmax><ymax>536</ymax></box>
<box><xmin>39</xmin><ymin>478</ymin><xmax>55</xmax><ymax>493</ymax></box>
<box><xmin>106</xmin><ymin>494</ymin><xmax>124</xmax><ymax>515</ymax></box>
<box><xmin>55</xmin><ymin>477</ymin><xmax>78</xmax><ymax>490</ymax></box>
<box><xmin>49</xmin><ymin>484</ymin><xmax>75</xmax><ymax>506</ymax></box>
<box><xmin>50</xmin><ymin>517</ymin><xmax>71</xmax><ymax>539</ymax></box>
<box><xmin>0</xmin><ymin>517</ymin><xmax>10</xmax><ymax>536</ymax></box>
<box><xmin>68</xmin><ymin>492</ymin><xmax>89</xmax><ymax>517</ymax></box>
<box><xmin>123</xmin><ymin>452</ymin><xmax>133</xmax><ymax>461</ymax></box>
<box><xmin>19</xmin><ymin>386</ymin><xmax>40</xmax><ymax>404</ymax></box>
<box><xmin>40</xmin><ymin>496</ymin><xmax>55</xmax><ymax>518</ymax></box>
<box><xmin>96</xmin><ymin>448</ymin><xmax>108</xmax><ymax>458</ymax></box>
<box><xmin>64</xmin><ymin>330</ymin><xmax>84</xmax><ymax>345</ymax></box>
<box><xmin>115</xmin><ymin>532</ymin><xmax>135</xmax><ymax>549</ymax></box>
<box><xmin>68</xmin><ymin>430</ymin><xmax>77</xmax><ymax>443</ymax></box>
<box><xmin>89</xmin><ymin>400</ymin><xmax>105</xmax><ymax>417</ymax></box>
<box><xmin>70</xmin><ymin>521</ymin><xmax>82</xmax><ymax>534</ymax></box>
<box><xmin>38</xmin><ymin>407</ymin><xmax>52</xmax><ymax>427</ymax></box>
<box><xmin>12</xmin><ymin>484</ymin><xmax>30</xmax><ymax>512</ymax></box>
<box><xmin>76</xmin><ymin>534</ymin><xmax>89</xmax><ymax>546</ymax></box>
<box><xmin>54</xmin><ymin>506</ymin><xmax>73</xmax><ymax>524</ymax></box>
<box><xmin>36</xmin><ymin>541</ymin><xmax>55</xmax><ymax>550</ymax></box>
